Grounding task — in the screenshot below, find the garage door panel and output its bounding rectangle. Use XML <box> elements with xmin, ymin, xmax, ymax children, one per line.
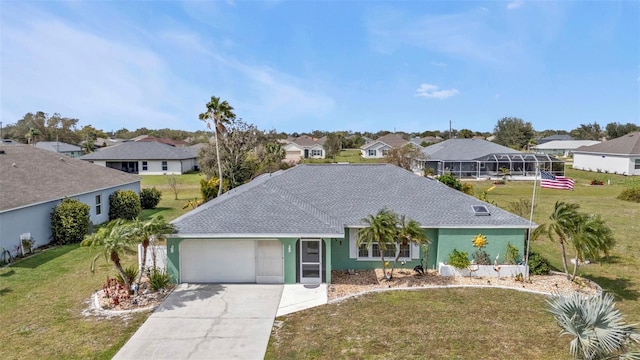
<box><xmin>181</xmin><ymin>240</ymin><xmax>255</xmax><ymax>283</ymax></box>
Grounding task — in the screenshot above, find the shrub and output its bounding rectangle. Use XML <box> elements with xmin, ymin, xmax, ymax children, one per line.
<box><xmin>504</xmin><ymin>242</ymin><xmax>520</xmax><ymax>265</ymax></box>
<box><xmin>528</xmin><ymin>252</ymin><xmax>550</xmax><ymax>275</ymax></box>
<box><xmin>436</xmin><ymin>173</ymin><xmax>463</xmax><ymax>191</ymax></box>
<box><xmin>617</xmin><ymin>187</ymin><xmax>640</xmax><ymax>203</ymax></box>
<box><xmin>472</xmin><ymin>250</ymin><xmax>491</xmax><ymax>265</ymax></box>
<box><xmin>109</xmin><ymin>190</ymin><xmax>141</xmax><ymax>220</ymax></box>
<box><xmin>115</xmin><ymin>265</ymin><xmax>139</xmax><ymax>287</ymax></box>
<box><xmin>102</xmin><ymin>277</ymin><xmax>130</xmax><ymax>307</ymax></box>
<box><xmin>50</xmin><ymin>198</ymin><xmax>90</xmax><ymax>244</ymax></box>
<box><xmin>140</xmin><ymin>187</ymin><xmax>162</xmax><ymax>209</ymax></box>
<box><xmin>200</xmin><ymin>177</ymin><xmax>220</xmax><ymax>202</ymax></box>
<box><xmin>590</xmin><ymin>179</ymin><xmax>604</xmax><ymax>186</ymax></box>
<box><xmin>461</xmin><ymin>183</ymin><xmax>474</xmax><ymax>195</ymax></box>
<box><xmin>149</xmin><ymin>270</ymin><xmax>170</xmax><ymax>290</ymax></box>
<box><xmin>448</xmin><ymin>249</ymin><xmax>470</xmax><ymax>269</ymax></box>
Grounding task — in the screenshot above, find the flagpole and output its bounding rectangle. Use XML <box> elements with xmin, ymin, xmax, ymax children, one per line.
<box><xmin>524</xmin><ymin>164</ymin><xmax>539</xmax><ymax>279</ymax></box>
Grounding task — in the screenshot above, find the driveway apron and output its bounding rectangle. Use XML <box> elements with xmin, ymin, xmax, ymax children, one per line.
<box><xmin>112</xmin><ymin>283</ymin><xmax>284</xmax><ymax>360</ymax></box>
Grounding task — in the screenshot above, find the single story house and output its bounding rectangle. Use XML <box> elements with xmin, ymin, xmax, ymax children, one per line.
<box><xmin>572</xmin><ymin>132</ymin><xmax>640</xmax><ymax>176</ymax></box>
<box><xmin>168</xmin><ymin>164</ymin><xmax>532</xmax><ymax>285</ymax></box>
<box><xmin>283</xmin><ymin>136</ymin><xmax>325</xmax><ymax>163</ymax></box>
<box><xmin>361</xmin><ymin>133</ymin><xmax>420</xmax><ymax>159</ymax></box>
<box><xmin>532</xmin><ymin>140</ymin><xmax>600</xmax><ymax>157</ymax></box>
<box><xmin>35</xmin><ymin>141</ymin><xmax>84</xmax><ymax>158</ymax></box>
<box><xmin>537</xmin><ymin>134</ymin><xmax>574</xmax><ymax>144</ymax></box>
<box><xmin>80</xmin><ymin>141</ymin><xmax>199</xmax><ymax>175</ymax></box>
<box><xmin>419</xmin><ymin>138</ymin><xmax>566</xmax><ymax>179</ymax></box>
<box><xmin>0</xmin><ymin>145</ymin><xmax>140</xmax><ymax>256</ymax></box>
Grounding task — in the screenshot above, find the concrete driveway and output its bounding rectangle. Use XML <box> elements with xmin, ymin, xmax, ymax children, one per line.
<box><xmin>112</xmin><ymin>283</ymin><xmax>283</xmax><ymax>360</ymax></box>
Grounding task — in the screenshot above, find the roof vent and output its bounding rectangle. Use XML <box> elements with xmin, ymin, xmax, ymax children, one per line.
<box><xmin>472</xmin><ymin>205</ymin><xmax>490</xmax><ymax>216</ymax></box>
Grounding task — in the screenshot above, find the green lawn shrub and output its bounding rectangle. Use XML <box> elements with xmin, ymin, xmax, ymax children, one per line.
<box><xmin>140</xmin><ymin>187</ymin><xmax>162</xmax><ymax>209</ymax></box>
<box><xmin>51</xmin><ymin>198</ymin><xmax>90</xmax><ymax>244</ymax></box>
<box><xmin>115</xmin><ymin>265</ymin><xmax>139</xmax><ymax>287</ymax></box>
<box><xmin>200</xmin><ymin>177</ymin><xmax>220</xmax><ymax>202</ymax></box>
<box><xmin>109</xmin><ymin>190</ymin><xmax>141</xmax><ymax>220</ymax></box>
<box><xmin>617</xmin><ymin>187</ymin><xmax>640</xmax><ymax>203</ymax></box>
<box><xmin>528</xmin><ymin>252</ymin><xmax>550</xmax><ymax>275</ymax></box>
<box><xmin>149</xmin><ymin>270</ymin><xmax>170</xmax><ymax>290</ymax></box>
<box><xmin>448</xmin><ymin>249</ymin><xmax>470</xmax><ymax>269</ymax></box>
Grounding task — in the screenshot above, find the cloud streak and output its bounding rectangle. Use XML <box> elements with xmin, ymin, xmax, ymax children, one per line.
<box><xmin>507</xmin><ymin>1</ymin><xmax>524</xmax><ymax>10</ymax></box>
<box><xmin>415</xmin><ymin>84</ymin><xmax>459</xmax><ymax>99</ymax></box>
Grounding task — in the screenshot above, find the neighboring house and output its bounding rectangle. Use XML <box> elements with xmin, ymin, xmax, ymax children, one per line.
<box><xmin>0</xmin><ymin>145</ymin><xmax>140</xmax><ymax>256</ymax></box>
<box><xmin>134</xmin><ymin>135</ymin><xmax>188</xmax><ymax>148</ymax></box>
<box><xmin>419</xmin><ymin>138</ymin><xmax>566</xmax><ymax>178</ymax></box>
<box><xmin>167</xmin><ymin>164</ymin><xmax>532</xmax><ymax>284</ymax></box>
<box><xmin>532</xmin><ymin>140</ymin><xmax>600</xmax><ymax>157</ymax></box>
<box><xmin>361</xmin><ymin>133</ymin><xmax>419</xmax><ymax>159</ymax></box>
<box><xmin>537</xmin><ymin>134</ymin><xmax>574</xmax><ymax>144</ymax></box>
<box><xmin>284</xmin><ymin>136</ymin><xmax>325</xmax><ymax>163</ymax></box>
<box><xmin>80</xmin><ymin>141</ymin><xmax>199</xmax><ymax>175</ymax></box>
<box><xmin>35</xmin><ymin>141</ymin><xmax>84</xmax><ymax>158</ymax></box>
<box><xmin>572</xmin><ymin>132</ymin><xmax>640</xmax><ymax>176</ymax></box>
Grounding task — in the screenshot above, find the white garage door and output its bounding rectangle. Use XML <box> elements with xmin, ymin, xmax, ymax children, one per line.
<box><xmin>181</xmin><ymin>240</ymin><xmax>256</xmax><ymax>283</ymax></box>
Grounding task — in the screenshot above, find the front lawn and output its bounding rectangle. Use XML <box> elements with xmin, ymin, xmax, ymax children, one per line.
<box><xmin>266</xmin><ymin>288</ymin><xmax>570</xmax><ymax>359</ymax></box>
<box><xmin>0</xmin><ymin>245</ymin><xmax>146</xmax><ymax>359</ymax></box>
<box><xmin>140</xmin><ymin>173</ymin><xmax>204</xmax><ymax>221</ymax></box>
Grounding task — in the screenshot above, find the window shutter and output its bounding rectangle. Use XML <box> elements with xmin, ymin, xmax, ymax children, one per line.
<box><xmin>411</xmin><ymin>242</ymin><xmax>420</xmax><ymax>259</ymax></box>
<box><xmin>349</xmin><ymin>229</ymin><xmax>357</xmax><ymax>259</ymax></box>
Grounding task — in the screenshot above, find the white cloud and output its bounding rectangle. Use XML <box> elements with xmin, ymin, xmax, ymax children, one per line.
<box><xmin>415</xmin><ymin>84</ymin><xmax>459</xmax><ymax>99</ymax></box>
<box><xmin>507</xmin><ymin>1</ymin><xmax>524</xmax><ymax>10</ymax></box>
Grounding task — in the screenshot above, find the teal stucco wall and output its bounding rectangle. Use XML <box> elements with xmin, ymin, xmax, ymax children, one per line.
<box><xmin>435</xmin><ymin>228</ymin><xmax>527</xmax><ymax>266</ymax></box>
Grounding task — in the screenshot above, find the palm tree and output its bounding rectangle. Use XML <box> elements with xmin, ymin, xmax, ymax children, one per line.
<box><xmin>25</xmin><ymin>127</ymin><xmax>41</xmax><ymax>145</ymax></box>
<box><xmin>546</xmin><ymin>201</ymin><xmax>582</xmax><ymax>279</ymax></box>
<box><xmin>393</xmin><ymin>215</ymin><xmax>429</xmax><ymax>276</ymax></box>
<box><xmin>199</xmin><ymin>96</ymin><xmax>236</xmax><ymax>197</ymax></box>
<box><xmin>357</xmin><ymin>208</ymin><xmax>398</xmax><ymax>272</ymax></box>
<box><xmin>129</xmin><ymin>216</ymin><xmax>176</xmax><ymax>290</ymax></box>
<box><xmin>547</xmin><ymin>292</ymin><xmax>640</xmax><ymax>360</ymax></box>
<box><xmin>81</xmin><ymin>219</ymin><xmax>136</xmax><ymax>291</ymax></box>
<box><xmin>570</xmin><ymin>214</ymin><xmax>615</xmax><ymax>280</ymax></box>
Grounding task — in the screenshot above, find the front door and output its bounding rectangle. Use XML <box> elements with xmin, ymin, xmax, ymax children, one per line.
<box><xmin>300</xmin><ymin>239</ymin><xmax>321</xmax><ymax>284</ymax></box>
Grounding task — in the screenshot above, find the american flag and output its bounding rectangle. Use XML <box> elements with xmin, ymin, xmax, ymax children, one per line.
<box><xmin>540</xmin><ymin>171</ymin><xmax>574</xmax><ymax>190</ymax></box>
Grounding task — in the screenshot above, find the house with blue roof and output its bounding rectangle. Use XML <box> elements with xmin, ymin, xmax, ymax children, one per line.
<box><xmin>168</xmin><ymin>164</ymin><xmax>532</xmax><ymax>285</ymax></box>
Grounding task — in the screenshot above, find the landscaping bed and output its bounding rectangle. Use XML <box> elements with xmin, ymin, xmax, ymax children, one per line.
<box><xmin>328</xmin><ymin>268</ymin><xmax>600</xmax><ymax>301</ymax></box>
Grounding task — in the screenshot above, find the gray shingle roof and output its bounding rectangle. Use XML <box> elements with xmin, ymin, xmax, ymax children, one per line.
<box><xmin>423</xmin><ymin>138</ymin><xmax>520</xmax><ymax>161</ymax></box>
<box><xmin>361</xmin><ymin>133</ymin><xmax>409</xmax><ymax>150</ymax></box>
<box><xmin>0</xmin><ymin>145</ymin><xmax>140</xmax><ymax>211</ymax></box>
<box><xmin>172</xmin><ymin>164</ymin><xmax>531</xmax><ymax>237</ymax></box>
<box><xmin>80</xmin><ymin>141</ymin><xmax>198</xmax><ymax>161</ymax></box>
<box><xmin>573</xmin><ymin>132</ymin><xmax>640</xmax><ymax>155</ymax></box>
<box><xmin>35</xmin><ymin>141</ymin><xmax>82</xmax><ymax>153</ymax></box>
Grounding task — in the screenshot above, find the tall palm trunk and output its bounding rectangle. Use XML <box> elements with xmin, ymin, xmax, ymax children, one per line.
<box><xmin>136</xmin><ymin>238</ymin><xmax>150</xmax><ymax>291</ymax></box>
<box><xmin>559</xmin><ymin>239</ymin><xmax>570</xmax><ymax>279</ymax></box>
<box><xmin>571</xmin><ymin>257</ymin><xmax>580</xmax><ymax>281</ymax></box>
<box><xmin>215</xmin><ymin>128</ymin><xmax>223</xmax><ymax>197</ymax></box>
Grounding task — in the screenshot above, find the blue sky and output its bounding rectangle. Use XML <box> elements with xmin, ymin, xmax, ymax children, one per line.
<box><xmin>1</xmin><ymin>1</ymin><xmax>638</xmax><ymax>134</ymax></box>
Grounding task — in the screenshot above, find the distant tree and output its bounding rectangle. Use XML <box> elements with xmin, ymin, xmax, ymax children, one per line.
<box><xmin>570</xmin><ymin>122</ymin><xmax>603</xmax><ymax>140</ymax></box>
<box><xmin>457</xmin><ymin>129</ymin><xmax>474</xmax><ymax>138</ymax></box>
<box><xmin>384</xmin><ymin>144</ymin><xmax>426</xmax><ymax>171</ymax></box>
<box><xmin>493</xmin><ymin>117</ymin><xmax>535</xmax><ymax>150</ymax></box>
<box><xmin>605</xmin><ymin>122</ymin><xmax>640</xmax><ymax>139</ymax></box>
<box><xmin>199</xmin><ymin>96</ymin><xmax>236</xmax><ymax>196</ymax></box>
<box><xmin>166</xmin><ymin>175</ymin><xmax>180</xmax><ymax>200</ymax></box>
<box><xmin>25</xmin><ymin>127</ymin><xmax>41</xmax><ymax>145</ymax></box>
<box><xmin>324</xmin><ymin>133</ymin><xmax>342</xmax><ymax>160</ymax></box>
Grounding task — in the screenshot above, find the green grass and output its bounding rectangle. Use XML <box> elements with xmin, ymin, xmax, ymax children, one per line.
<box><xmin>302</xmin><ymin>149</ymin><xmax>384</xmax><ymax>164</ymax></box>
<box><xmin>266</xmin><ymin>288</ymin><xmax>571</xmax><ymax>359</ymax></box>
<box><xmin>139</xmin><ymin>173</ymin><xmax>204</xmax><ymax>221</ymax></box>
<box><xmin>0</xmin><ymin>245</ymin><xmax>147</xmax><ymax>360</ymax></box>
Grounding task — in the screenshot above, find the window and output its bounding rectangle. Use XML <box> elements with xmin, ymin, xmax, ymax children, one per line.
<box><xmin>635</xmin><ymin>159</ymin><xmax>640</xmax><ymax>170</ymax></box>
<box><xmin>358</xmin><ymin>242</ymin><xmax>409</xmax><ymax>260</ymax></box>
<box><xmin>142</xmin><ymin>161</ymin><xmax>148</xmax><ymax>171</ymax></box>
<box><xmin>381</xmin><ymin>149</ymin><xmax>389</xmax><ymax>156</ymax></box>
<box><xmin>162</xmin><ymin>161</ymin><xmax>168</xmax><ymax>171</ymax></box>
<box><xmin>95</xmin><ymin>195</ymin><xmax>101</xmax><ymax>215</ymax></box>
<box><xmin>368</xmin><ymin>149</ymin><xmax>377</xmax><ymax>157</ymax></box>
<box><xmin>311</xmin><ymin>149</ymin><xmax>322</xmax><ymax>157</ymax></box>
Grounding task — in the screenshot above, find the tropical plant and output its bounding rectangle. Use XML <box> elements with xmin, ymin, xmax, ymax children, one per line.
<box><xmin>200</xmin><ymin>177</ymin><xmax>221</xmax><ymax>202</ymax></box>
<box><xmin>81</xmin><ymin>219</ymin><xmax>136</xmax><ymax>291</ymax></box>
<box><xmin>570</xmin><ymin>214</ymin><xmax>615</xmax><ymax>279</ymax></box>
<box><xmin>199</xmin><ymin>96</ymin><xmax>236</xmax><ymax>197</ymax></box>
<box><xmin>149</xmin><ymin>270</ymin><xmax>170</xmax><ymax>290</ymax></box>
<box><xmin>357</xmin><ymin>208</ymin><xmax>399</xmax><ymax>272</ymax></box>
<box><xmin>128</xmin><ymin>216</ymin><xmax>176</xmax><ymax>291</ymax></box>
<box><xmin>527</xmin><ymin>252</ymin><xmax>550</xmax><ymax>275</ymax></box>
<box><xmin>448</xmin><ymin>249</ymin><xmax>470</xmax><ymax>269</ymax></box>
<box><xmin>50</xmin><ymin>198</ymin><xmax>90</xmax><ymax>244</ymax></box>
<box><xmin>547</xmin><ymin>292</ymin><xmax>640</xmax><ymax>360</ymax></box>
<box><xmin>504</xmin><ymin>242</ymin><xmax>520</xmax><ymax>265</ymax></box>
<box><xmin>115</xmin><ymin>264</ymin><xmax>139</xmax><ymax>287</ymax></box>
<box><xmin>392</xmin><ymin>215</ymin><xmax>429</xmax><ymax>276</ymax></box>
<box><xmin>545</xmin><ymin>201</ymin><xmax>582</xmax><ymax>279</ymax></box>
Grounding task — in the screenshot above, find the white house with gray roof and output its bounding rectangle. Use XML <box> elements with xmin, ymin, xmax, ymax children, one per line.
<box><xmin>283</xmin><ymin>136</ymin><xmax>325</xmax><ymax>163</ymax></box>
<box><xmin>80</xmin><ymin>141</ymin><xmax>198</xmax><ymax>175</ymax></box>
<box><xmin>167</xmin><ymin>164</ymin><xmax>532</xmax><ymax>285</ymax></box>
<box><xmin>35</xmin><ymin>141</ymin><xmax>84</xmax><ymax>158</ymax></box>
<box><xmin>0</xmin><ymin>145</ymin><xmax>140</xmax><ymax>257</ymax></box>
<box><xmin>420</xmin><ymin>138</ymin><xmax>566</xmax><ymax>179</ymax></box>
<box><xmin>572</xmin><ymin>132</ymin><xmax>640</xmax><ymax>176</ymax></box>
<box><xmin>532</xmin><ymin>140</ymin><xmax>600</xmax><ymax>157</ymax></box>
